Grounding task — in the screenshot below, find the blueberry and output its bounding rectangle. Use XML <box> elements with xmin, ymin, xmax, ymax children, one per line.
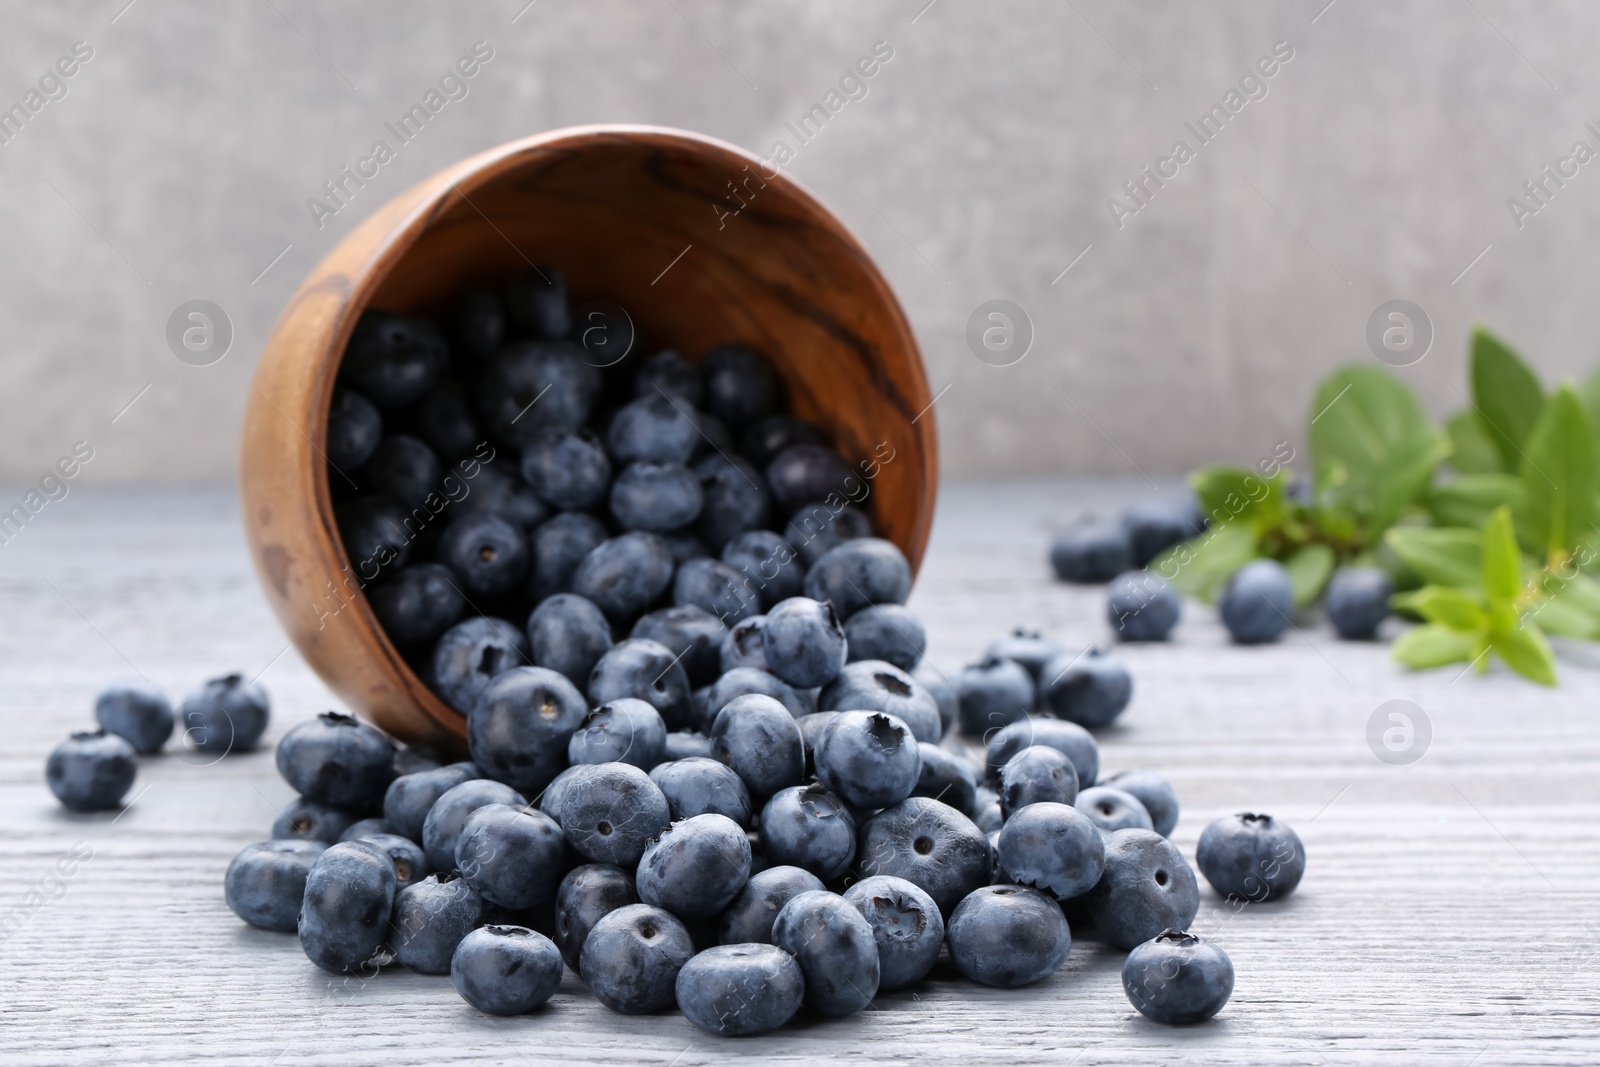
<box><xmin>739</xmin><ymin>414</ymin><xmax>825</xmax><ymax>468</ymax></box>
<box><xmin>702</xmin><ymin>666</ymin><xmax>811</xmax><ymax>727</ymax></box>
<box><xmin>361</xmin><ymin>434</ymin><xmax>442</xmax><ymax>510</ymax></box>
<box><xmin>913</xmin><ymin>664</ymin><xmax>959</xmax><ymax>737</ymax></box>
<box><xmin>335</xmin><ymin>495</ymin><xmax>412</xmax><ymax>582</ymax></box>
<box><xmin>637</xmin><ymin>813</ymin><xmax>752</xmax><ymax>919</ymax></box>
<box><xmin>631</xmin><ymin>605</ymin><xmax>725</xmax><ymax>688</ymax></box>
<box><xmin>674</xmin><ymin>557</ymin><xmax>758</xmax><ymax>627</ymax></box>
<box><xmin>1122</xmin><ymin>501</ymin><xmax>1196</xmax><ymax>567</ymax></box>
<box><xmin>815</xmin><ymin>711</ymin><xmax>921</xmax><ymax>810</ymax></box>
<box><xmin>718</xmin><ymin>616</ymin><xmax>768</xmax><ymax>673</ymax></box>
<box><xmin>1219</xmin><ymin>559</ymin><xmax>1294</xmax><ymax>644</ymax></box>
<box><xmin>699</xmin><ymin>343</ymin><xmax>780</xmax><ymax>427</ymax></box>
<box><xmin>458</xmin><ymin>460</ymin><xmax>549</xmax><ymax>530</ymax></box>
<box><xmin>298</xmin><ymin>840</ymin><xmax>397</xmax><ymax>973</ymax></box>
<box><xmin>505</xmin><ymin>265</ymin><xmax>570</xmax><ymax>339</ymax></box>
<box><xmin>432</xmin><ymin>617</ymin><xmax>530</xmax><ymax>715</ymax></box>
<box><xmin>275</xmin><ymin>711</ymin><xmax>395</xmax><ymax>810</ymax></box>
<box><xmin>1050</xmin><ymin>520</ymin><xmax>1133</xmax><ymax>583</ymax></box>
<box><xmin>718</xmin><ymin>865</ymin><xmax>824</xmax><ymax>944</ymax></box>
<box><xmin>955</xmin><ymin>657</ymin><xmax>1034</xmax><ymax>737</ymax></box>
<box><xmin>1107</xmin><ymin>570</ymin><xmax>1181</xmax><ymax>642</ymax></box>
<box><xmin>983</xmin><ymin>630</ymin><xmax>1066</xmax><ymax>687</ymax></box>
<box><xmin>794</xmin><ymin>711</ymin><xmax>837</xmax><ymax>776</ymax></box>
<box><xmin>818</xmin><ymin>660</ymin><xmax>941</xmax><ymax>744</ymax></box>
<box><xmin>438</xmin><ymin>511</ymin><xmax>529</xmax><ymax>600</ymax></box>
<box><xmin>709</xmin><ymin>694</ymin><xmax>805</xmax><ymax>800</ymax></box>
<box><xmin>841</xmin><ymin>875</ymin><xmax>944</xmax><ymax>992</ymax></box>
<box><xmin>676</xmin><ymin>943</ymin><xmax>804</xmax><ymax>1036</ymax></box>
<box><xmin>369</xmin><ymin>563</ymin><xmax>467</xmax><ymax>648</ymax></box>
<box><xmin>327</xmin><ymin>388</ymin><xmax>384</xmax><ymax>471</ymax></box>
<box><xmin>972</xmin><ymin>788</ymin><xmax>1003</xmax><ymax>835</ymax></box>
<box><xmin>530</xmin><ymin>512</ymin><xmax>609</xmax><ymax>600</ymax></box>
<box><xmin>94</xmin><ymin>680</ymin><xmax>173</xmax><ymax>755</ymax></box>
<box><xmin>720</xmin><ymin>530</ymin><xmax>804</xmax><ymax>609</ymax></box>
<box><xmin>538</xmin><ymin>764</ymin><xmax>591</xmax><ymax>820</ymax></box>
<box><xmin>468</xmin><ymin>666</ymin><xmax>588</xmax><ymax>794</ymax></box>
<box><xmin>1083</xmin><ymin>829</ymin><xmax>1200</xmax><ymax>950</ymax></box>
<box><xmin>1074</xmin><ymin>785</ymin><xmax>1154</xmax><ymax>833</ymax></box>
<box><xmin>663</xmin><ymin>730</ymin><xmax>713</xmax><ymax>762</ymax></box>
<box><xmin>844</xmin><ymin>605</ymin><xmax>925</xmax><ymax>672</ymax></box>
<box><xmin>554</xmin><ymin>863</ymin><xmax>639</xmax><ymax>973</ymax></box>
<box><xmin>605</xmin><ymin>394</ymin><xmax>700</xmax><ymax>465</ymax></box>
<box><xmin>999</xmin><ymin>745</ymin><xmax>1080</xmax><ymax>818</ymax></box>
<box><xmin>477</xmin><ymin>341</ymin><xmax>601</xmax><ymax>447</ymax></box>
<box><xmin>559</xmin><ymin>763</ymin><xmax>671</xmax><ymax>866</ymax></box>
<box><xmin>762</xmin><ymin>596</ymin><xmax>847</xmax><ymax>689</ymax></box>
<box><xmin>1325</xmin><ymin>566</ymin><xmax>1392</xmax><ymax>640</ymax></box>
<box><xmin>390</xmin><ymin>871</ymin><xmax>489</xmax><ymax>974</ymax></box>
<box><xmin>996</xmin><ymin>802</ymin><xmax>1104</xmax><ymax>899</ymax></box>
<box><xmin>177</xmin><ymin>672</ymin><xmax>271</xmax><ymax>754</ymax></box>
<box><xmin>446</xmin><ymin>288</ymin><xmax>506</xmax><ymax>365</ymax></box>
<box><xmin>455</xmin><ymin>803</ymin><xmax>568</xmax><ymax>909</ymax></box>
<box><xmin>1102</xmin><ymin>769</ymin><xmax>1180</xmax><ymax>837</ymax></box>
<box><xmin>338</xmin><ymin>817</ymin><xmax>394</xmax><ymax>843</ymax></box>
<box><xmin>650</xmin><ymin>757</ymin><xmax>752</xmax><ymax>827</ymax></box>
<box><xmin>633</xmin><ymin>349</ymin><xmax>702</xmax><ymax>407</ymax></box>
<box><xmin>946</xmin><ymin>885</ymin><xmax>1071</xmax><ymax>988</ymax></box>
<box><xmin>610</xmin><ymin>461</ymin><xmax>703</xmax><ymax>532</ymax></box>
<box><xmin>856</xmin><ymin>797</ymin><xmax>990</xmax><ymax>917</ymax></box>
<box><xmin>572</xmin><ymin>532</ymin><xmax>675</xmax><ymax>621</ymax></box>
<box><xmin>911</xmin><ymin>742</ymin><xmax>978</xmax><ymax>815</ymax></box>
<box><xmin>771</xmin><ymin>890</ymin><xmax>880</xmax><ymax>1016</ymax></box>
<box><xmin>1038</xmin><ymin>646</ymin><xmax>1133</xmax><ymax>729</ymax></box>
<box><xmin>520</xmin><ymin>427</ymin><xmax>611</xmax><ymax>510</ymax></box>
<box><xmin>568</xmin><ymin>699</ymin><xmax>667</xmax><ymax>770</ymax></box>
<box><xmin>1123</xmin><ymin>930</ymin><xmax>1234</xmax><ymax>1025</ymax></box>
<box><xmin>1196</xmin><ymin>812</ymin><xmax>1306</xmax><ymax>901</ymax></box>
<box><xmin>359</xmin><ymin>832</ymin><xmax>431</xmax><ymax>889</ymax></box>
<box><xmin>692</xmin><ymin>453</ymin><xmax>772</xmax><ymax>553</ymax></box>
<box><xmin>581</xmin><ymin>903</ymin><xmax>695</xmax><ymax>1013</ymax></box>
<box><xmin>587</xmin><ymin>639</ymin><xmax>692</xmax><ymax>730</ymax></box>
<box><xmin>759</xmin><ymin>784</ymin><xmax>857</xmax><ymax>881</ymax></box>
<box><xmin>339</xmin><ymin>310</ymin><xmax>444</xmax><ymax>409</ymax></box>
<box><xmin>452</xmin><ymin>925</ymin><xmax>563</xmax><ymax>1015</ymax></box>
<box><xmin>765</xmin><ymin>444</ymin><xmax>855</xmax><ymax>513</ymax></box>
<box><xmin>271</xmin><ymin>798</ymin><xmax>362</xmax><ymax>843</ymax></box>
<box><xmin>985</xmin><ymin>717</ymin><xmax>1100</xmax><ymax>788</ymax></box>
<box><xmin>527</xmin><ymin>593</ymin><xmax>613</xmax><ymax>688</ymax></box>
<box><xmin>383</xmin><ymin>761</ymin><xmax>479</xmax><ymax>842</ymax></box>
<box><xmin>803</xmin><ymin>537</ymin><xmax>911</xmax><ymax>620</ymax></box>
<box><xmin>421</xmin><ymin>778</ymin><xmax>528</xmax><ymax>871</ymax></box>
<box><xmin>786</xmin><ymin>503</ymin><xmax>873</xmax><ymax>568</ymax></box>
<box><xmin>224</xmin><ymin>839</ymin><xmax>327</xmax><ymax>932</ymax></box>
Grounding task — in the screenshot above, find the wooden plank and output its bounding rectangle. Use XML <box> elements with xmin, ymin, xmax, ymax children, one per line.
<box><xmin>0</xmin><ymin>485</ymin><xmax>1596</xmax><ymax>1065</ymax></box>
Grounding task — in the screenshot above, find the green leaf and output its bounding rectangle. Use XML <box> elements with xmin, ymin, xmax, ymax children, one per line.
<box><xmin>1446</xmin><ymin>410</ymin><xmax>1507</xmax><ymax>474</ymax></box>
<box><xmin>1425</xmin><ymin>473</ymin><xmax>1522</xmax><ymax>529</ymax></box>
<box><xmin>1392</xmin><ymin>623</ymin><xmax>1481</xmax><ymax>669</ymax></box>
<box><xmin>1516</xmin><ymin>384</ymin><xmax>1598</xmax><ymax>561</ymax></box>
<box><xmin>1492</xmin><ymin>623</ymin><xmax>1557</xmax><ymax>685</ymax></box>
<box><xmin>1150</xmin><ymin>522</ymin><xmax>1260</xmax><ymax>603</ymax></box>
<box><xmin>1384</xmin><ymin>526</ymin><xmax>1483</xmax><ymax>588</ymax></box>
<box><xmin>1482</xmin><ymin>506</ymin><xmax>1521</xmax><ymax>603</ymax></box>
<box><xmin>1188</xmin><ymin>466</ymin><xmax>1285</xmax><ymax>537</ymax></box>
<box><xmin>1578</xmin><ymin>368</ymin><xmax>1600</xmax><ymax>448</ymax></box>
<box><xmin>1307</xmin><ymin>366</ymin><xmax>1447</xmax><ymax>533</ymax></box>
<box><xmin>1470</xmin><ymin>326</ymin><xmax>1545</xmax><ymax>471</ymax></box>
<box><xmin>1406</xmin><ymin>586</ymin><xmax>1489</xmax><ymax>631</ymax></box>
<box><xmin>1526</xmin><ymin>595</ymin><xmax>1599</xmax><ymax>639</ymax></box>
<box><xmin>1282</xmin><ymin>543</ymin><xmax>1335</xmax><ymax>607</ymax></box>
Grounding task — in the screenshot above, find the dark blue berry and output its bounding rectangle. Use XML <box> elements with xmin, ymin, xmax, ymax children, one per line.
<box><xmin>432</xmin><ymin>616</ymin><xmax>529</xmax><ymax>715</ymax></box>
<box><xmin>1050</xmin><ymin>520</ymin><xmax>1133</xmax><ymax>583</ymax></box>
<box><xmin>1196</xmin><ymin>812</ymin><xmax>1306</xmax><ymax>901</ymax></box>
<box><xmin>420</xmin><ymin>778</ymin><xmax>528</xmax><ymax>871</ymax></box>
<box><xmin>1075</xmin><ymin>785</ymin><xmax>1153</xmax><ymax>833</ymax></box>
<box><xmin>554</xmin><ymin>863</ymin><xmax>638</xmax><ymax>974</ymax></box>
<box><xmin>1122</xmin><ymin>501</ymin><xmax>1196</xmax><ymax>567</ymax></box>
<box><xmin>720</xmin><ymin>530</ymin><xmax>804</xmax><ymax>610</ymax></box>
<box><xmin>370</xmin><ymin>563</ymin><xmax>467</xmax><ymax>648</ymax></box>
<box><xmin>581</xmin><ymin>903</ymin><xmax>695</xmax><ymax>1014</ymax></box>
<box><xmin>634</xmin><ymin>349</ymin><xmax>702</xmax><ymax>407</ymax></box>
<box><xmin>572</xmin><ymin>532</ymin><xmax>675</xmax><ymax>621</ymax></box>
<box><xmin>437</xmin><ymin>511</ymin><xmax>529</xmax><ymax>600</ymax></box>
<box><xmin>946</xmin><ymin>885</ymin><xmax>1071</xmax><ymax>988</ymax></box>
<box><xmin>673</xmin><ymin>557</ymin><xmax>758</xmax><ymax>627</ymax></box>
<box><xmin>526</xmin><ymin>593</ymin><xmax>612</xmax><ymax>688</ymax></box>
<box><xmin>984</xmin><ymin>717</ymin><xmax>1100</xmax><ymax>787</ymax></box>
<box><xmin>605</xmin><ymin>395</ymin><xmax>699</xmax><ymax>465</ymax></box>
<box><xmin>650</xmin><ymin>757</ymin><xmax>751</xmax><ymax>827</ymax></box>
<box><xmin>337</xmin><ymin>817</ymin><xmax>393</xmax><ymax>843</ymax></box>
<box><xmin>530</xmin><ymin>512</ymin><xmax>609</xmax><ymax>600</ymax></box>
<box><xmin>913</xmin><ymin>664</ymin><xmax>959</xmax><ymax>737</ymax></box>
<box><xmin>358</xmin><ymin>832</ymin><xmax>431</xmax><ymax>889</ymax></box>
<box><xmin>468</xmin><ymin>666</ymin><xmax>588</xmax><ymax>793</ymax></box>
<box><xmin>718</xmin><ymin>616</ymin><xmax>768</xmax><ymax>673</ymax></box>
<box><xmin>327</xmin><ymin>388</ymin><xmax>383</xmax><ymax>471</ymax></box>
<box><xmin>845</xmin><ymin>604</ymin><xmax>925</xmax><ymax>671</ymax></box>
<box><xmin>663</xmin><ymin>730</ymin><xmax>713</xmax><ymax>762</ymax></box>
<box><xmin>568</xmin><ymin>699</ymin><xmax>667</xmax><ymax>770</ymax></box>
<box><xmin>1103</xmin><ymin>769</ymin><xmax>1180</xmax><ymax>837</ymax></box>
<box><xmin>759</xmin><ymin>784</ymin><xmax>857</xmax><ymax>881</ymax></box>
<box><xmin>452</xmin><ymin>925</ymin><xmax>563</xmax><ymax>1015</ymax></box>
<box><xmin>1122</xmin><ymin>930</ymin><xmax>1234</xmax><ymax>1024</ymax></box>
<box><xmin>1039</xmin><ymin>646</ymin><xmax>1132</xmax><ymax>729</ymax></box>
<box><xmin>177</xmin><ymin>672</ymin><xmax>270</xmax><ymax>754</ymax></box>
<box><xmin>762</xmin><ymin>596</ymin><xmax>847</xmax><ymax>688</ymax></box>
<box><xmin>558</xmin><ymin>763</ymin><xmax>671</xmax><ymax>866</ymax></box>
<box><xmin>1219</xmin><ymin>559</ymin><xmax>1294</xmax><ymax>644</ymax></box>
<box><xmin>739</xmin><ymin>414</ymin><xmax>824</xmax><ymax>468</ymax></box>
<box><xmin>785</xmin><ymin>503</ymin><xmax>873</xmax><ymax>567</ymax></box>
<box><xmin>587</xmin><ymin>639</ymin><xmax>691</xmax><ymax>731</ymax></box>
<box><xmin>999</xmin><ymin>745</ymin><xmax>1080</xmax><ymax>818</ymax></box>
<box><xmin>1107</xmin><ymin>570</ymin><xmax>1181</xmax><ymax>642</ymax></box>
<box><xmin>335</xmin><ymin>496</ymin><xmax>412</xmax><ymax>581</ymax></box>
<box><xmin>818</xmin><ymin>660</ymin><xmax>941</xmax><ymax>744</ymax></box>
<box><xmin>1083</xmin><ymin>829</ymin><xmax>1200</xmax><ymax>950</ymax></box>
<box><xmin>94</xmin><ymin>680</ymin><xmax>173</xmax><ymax>755</ymax></box>
<box><xmin>996</xmin><ymin>801</ymin><xmax>1104</xmax><ymax>899</ymax></box>
<box><xmin>339</xmin><ymin>310</ymin><xmax>444</xmax><ymax>409</ymax></box>
<box><xmin>505</xmin><ymin>266</ymin><xmax>569</xmax><ymax>339</ymax></box>
<box><xmin>703</xmin><ymin>666</ymin><xmax>812</xmax><ymax>727</ymax></box>
<box><xmin>520</xmin><ymin>427</ymin><xmax>611</xmax><ymax>510</ymax></box>
<box><xmin>391</xmin><ymin>871</ymin><xmax>489</xmax><ymax>974</ymax></box>
<box><xmin>224</xmin><ymin>839</ymin><xmax>326</xmax><ymax>932</ymax></box>
<box><xmin>610</xmin><ymin>461</ymin><xmax>703</xmax><ymax>532</ymax></box>
<box><xmin>772</xmin><ymin>890</ymin><xmax>879</xmax><ymax>1016</ymax></box>
<box><xmin>956</xmin><ymin>656</ymin><xmax>1034</xmax><ymax>737</ymax></box>
<box><xmin>1325</xmin><ymin>566</ymin><xmax>1392</xmax><ymax>640</ymax></box>
<box><xmin>361</xmin><ymin>434</ymin><xmax>441</xmax><ymax>510</ymax></box>
<box><xmin>842</xmin><ymin>875</ymin><xmax>945</xmax><ymax>991</ymax></box>
<box><xmin>765</xmin><ymin>444</ymin><xmax>855</xmax><ymax>513</ymax></box>
<box><xmin>911</xmin><ymin>742</ymin><xmax>978</xmax><ymax>815</ymax></box>
<box><xmin>271</xmin><ymin>798</ymin><xmax>361</xmax><ymax>843</ymax></box>
<box><xmin>803</xmin><ymin>537</ymin><xmax>911</xmax><ymax>620</ymax></box>
<box><xmin>477</xmin><ymin>341</ymin><xmax>601</xmax><ymax>447</ymax></box>
<box><xmin>455</xmin><ymin>803</ymin><xmax>568</xmax><ymax>909</ymax></box>
<box><xmin>676</xmin><ymin>944</ymin><xmax>804</xmax><ymax>1036</ymax></box>
<box><xmin>298</xmin><ymin>840</ymin><xmax>396</xmax><ymax>972</ymax></box>
<box><xmin>693</xmin><ymin>453</ymin><xmax>770</xmax><ymax>551</ymax></box>
<box><xmin>637</xmin><ymin>813</ymin><xmax>752</xmax><ymax>919</ymax></box>
<box><xmin>383</xmin><ymin>760</ymin><xmax>478</xmax><ymax>842</ymax></box>
<box><xmin>815</xmin><ymin>711</ymin><xmax>921</xmax><ymax>810</ymax></box>
<box><xmin>983</xmin><ymin>630</ymin><xmax>1065</xmax><ymax>687</ymax></box>
<box><xmin>274</xmin><ymin>711</ymin><xmax>394</xmax><ymax>809</ymax></box>
<box><xmin>718</xmin><ymin>865</ymin><xmax>824</xmax><ymax>944</ymax></box>
<box><xmin>699</xmin><ymin>343</ymin><xmax>779</xmax><ymax>427</ymax></box>
<box><xmin>631</xmin><ymin>605</ymin><xmax>725</xmax><ymax>688</ymax></box>
<box><xmin>709</xmin><ymin>694</ymin><xmax>804</xmax><ymax>800</ymax></box>
<box><xmin>856</xmin><ymin>797</ymin><xmax>990</xmax><ymax>917</ymax></box>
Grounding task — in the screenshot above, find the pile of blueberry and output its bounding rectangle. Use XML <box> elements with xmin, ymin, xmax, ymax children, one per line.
<box><xmin>44</xmin><ymin>674</ymin><xmax>270</xmax><ymax>812</ymax></box>
<box><xmin>1051</xmin><ymin>499</ymin><xmax>1393</xmax><ymax>644</ymax></box>
<box><xmin>324</xmin><ymin>264</ymin><xmax>901</xmax><ymax>719</ymax></box>
<box><xmin>222</xmin><ymin>603</ymin><xmax>1304</xmax><ymax>1031</ymax></box>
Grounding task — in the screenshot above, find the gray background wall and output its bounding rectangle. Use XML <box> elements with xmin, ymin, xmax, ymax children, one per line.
<box><xmin>0</xmin><ymin>0</ymin><xmax>1595</xmax><ymax>484</ymax></box>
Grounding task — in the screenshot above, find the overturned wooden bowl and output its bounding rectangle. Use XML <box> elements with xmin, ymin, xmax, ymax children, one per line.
<box><xmin>240</xmin><ymin>125</ymin><xmax>937</xmax><ymax>751</ymax></box>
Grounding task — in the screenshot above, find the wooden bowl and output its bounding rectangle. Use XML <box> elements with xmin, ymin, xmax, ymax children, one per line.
<box><xmin>240</xmin><ymin>124</ymin><xmax>937</xmax><ymax>751</ymax></box>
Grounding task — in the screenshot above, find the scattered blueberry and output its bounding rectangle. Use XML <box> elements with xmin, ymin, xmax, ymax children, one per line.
<box><xmin>1219</xmin><ymin>559</ymin><xmax>1294</xmax><ymax>644</ymax></box>
<box><xmin>803</xmin><ymin>537</ymin><xmax>911</xmax><ymax>620</ymax></box>
<box><xmin>455</xmin><ymin>803</ymin><xmax>568</xmax><ymax>910</ymax></box>
<box><xmin>720</xmin><ymin>530</ymin><xmax>804</xmax><ymax>609</ymax></box>
<box><xmin>996</xmin><ymin>801</ymin><xmax>1105</xmax><ymax>899</ymax></box>
<box><xmin>1074</xmin><ymin>786</ymin><xmax>1154</xmax><ymax>834</ymax></box>
<box><xmin>844</xmin><ymin>604</ymin><xmax>926</xmax><ymax>672</ymax></box>
<box><xmin>558</xmin><ymin>763</ymin><xmax>671</xmax><ymax>866</ymax></box>
<box><xmin>1324</xmin><ymin>566</ymin><xmax>1392</xmax><ymax>640</ymax></box>
<box><xmin>610</xmin><ymin>461</ymin><xmax>704</xmax><ymax>532</ymax></box>
<box><xmin>983</xmin><ymin>630</ymin><xmax>1065</xmax><ymax>687</ymax></box>
<box><xmin>760</xmin><ymin>784</ymin><xmax>857</xmax><ymax>881</ymax></box>
<box><xmin>947</xmin><ymin>884</ymin><xmax>1072</xmax><ymax>988</ymax></box>
<box><xmin>1102</xmin><ymin>769</ymin><xmax>1180</xmax><ymax>837</ymax></box>
<box><xmin>662</xmin><ymin>730</ymin><xmax>714</xmax><ymax>762</ymax></box>
<box><xmin>771</xmin><ymin>890</ymin><xmax>880</xmax><ymax>1016</ymax></box>
<box><xmin>383</xmin><ymin>760</ymin><xmax>479</xmax><ymax>842</ymax></box>
<box><xmin>632</xmin><ymin>605</ymin><xmax>726</xmax><ymax>688</ymax></box>
<box><xmin>637</xmin><ymin>813</ymin><xmax>752</xmax><ymax>919</ymax></box>
<box><xmin>568</xmin><ymin>699</ymin><xmax>667</xmax><ymax>770</ymax></box>
<box><xmin>1038</xmin><ymin>647</ymin><xmax>1133</xmax><ymax>729</ymax></box>
<box><xmin>271</xmin><ymin>797</ymin><xmax>362</xmax><ymax>843</ymax></box>
<box><xmin>224</xmin><ymin>839</ymin><xmax>327</xmax><ymax>932</ymax></box>
<box><xmin>605</xmin><ymin>394</ymin><xmax>700</xmax><ymax>465</ymax></box>
<box><xmin>452</xmin><ymin>925</ymin><xmax>564</xmax><ymax>1016</ymax></box>
<box><xmin>761</xmin><ymin>596</ymin><xmax>847</xmax><ymax>689</ymax></box>
<box><xmin>1122</xmin><ymin>501</ymin><xmax>1197</xmax><ymax>567</ymax></box>
<box><xmin>572</xmin><ymin>532</ymin><xmax>675</xmax><ymax>621</ymax></box>
<box><xmin>468</xmin><ymin>666</ymin><xmax>588</xmax><ymax>794</ymax></box>
<box><xmin>431</xmin><ymin>617</ymin><xmax>529</xmax><ymax>716</ymax></box>
<box><xmin>1122</xmin><ymin>930</ymin><xmax>1234</xmax><ymax>1024</ymax></box>
<box><xmin>527</xmin><ymin>593</ymin><xmax>613</xmax><ymax>689</ymax></box>
<box><xmin>956</xmin><ymin>656</ymin><xmax>1034</xmax><ymax>737</ymax></box>
<box><xmin>984</xmin><ymin>717</ymin><xmax>1100</xmax><ymax>791</ymax></box>
<box><xmin>709</xmin><ymin>694</ymin><xmax>805</xmax><ymax>800</ymax></box>
<box><xmin>420</xmin><ymin>778</ymin><xmax>528</xmax><ymax>872</ymax></box>
<box><xmin>1050</xmin><ymin>519</ymin><xmax>1133</xmax><ymax>583</ymax></box>
<box><xmin>391</xmin><ymin>871</ymin><xmax>489</xmax><ymax>974</ymax></box>
<box><xmin>530</xmin><ymin>511</ymin><xmax>609</xmax><ymax>600</ymax></box>
<box><xmin>1196</xmin><ymin>812</ymin><xmax>1306</xmax><ymax>902</ymax></box>
<box><xmin>359</xmin><ymin>832</ymin><xmax>431</xmax><ymax>889</ymax></box>
<box><xmin>694</xmin><ymin>453</ymin><xmax>771</xmax><ymax>552</ymax></box>
<box><xmin>177</xmin><ymin>672</ymin><xmax>271</xmax><ymax>754</ymax></box>
<box><xmin>650</xmin><ymin>757</ymin><xmax>752</xmax><ymax>827</ymax></box>
<box><xmin>94</xmin><ymin>680</ymin><xmax>173</xmax><ymax>755</ymax></box>
<box><xmin>1107</xmin><ymin>570</ymin><xmax>1181</xmax><ymax>642</ymax></box>
<box><xmin>580</xmin><ymin>903</ymin><xmax>695</xmax><ymax>1014</ymax></box>
<box><xmin>998</xmin><ymin>745</ymin><xmax>1080</xmax><ymax>818</ymax></box>
<box><xmin>45</xmin><ymin>730</ymin><xmax>136</xmax><ymax>812</ymax></box>
<box><xmin>337</xmin><ymin>817</ymin><xmax>394</xmax><ymax>843</ymax></box>
<box><xmin>818</xmin><ymin>660</ymin><xmax>941</xmax><ymax>744</ymax></box>
<box><xmin>913</xmin><ymin>664</ymin><xmax>960</xmax><ymax>737</ymax></box>
<box><xmin>437</xmin><ymin>511</ymin><xmax>529</xmax><ymax>600</ymax></box>
<box><xmin>842</xmin><ymin>875</ymin><xmax>945</xmax><ymax>991</ymax></box>
<box><xmin>815</xmin><ymin>711</ymin><xmax>921</xmax><ymax>810</ymax></box>
<box><xmin>298</xmin><ymin>840</ymin><xmax>397</xmax><ymax>973</ymax></box>
<box><xmin>702</xmin><ymin>666</ymin><xmax>810</xmax><ymax>726</ymax></box>
<box><xmin>673</xmin><ymin>557</ymin><xmax>758</xmax><ymax>627</ymax></box>
<box><xmin>1083</xmin><ymin>829</ymin><xmax>1200</xmax><ymax>950</ymax></box>
<box><xmin>911</xmin><ymin>742</ymin><xmax>978</xmax><ymax>816</ymax></box>
<box><xmin>275</xmin><ymin>711</ymin><xmax>395</xmax><ymax>809</ymax></box>
<box><xmin>786</xmin><ymin>503</ymin><xmax>873</xmax><ymax>568</ymax></box>
<box><xmin>554</xmin><ymin>863</ymin><xmax>638</xmax><ymax>973</ymax></box>
<box><xmin>587</xmin><ymin>639</ymin><xmax>692</xmax><ymax>731</ymax></box>
<box><xmin>856</xmin><ymin>797</ymin><xmax>991</xmax><ymax>917</ymax></box>
<box><xmin>676</xmin><ymin>944</ymin><xmax>805</xmax><ymax>1036</ymax></box>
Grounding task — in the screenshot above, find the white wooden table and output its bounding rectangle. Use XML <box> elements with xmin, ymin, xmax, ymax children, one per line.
<box><xmin>2</xmin><ymin>483</ymin><xmax>1596</xmax><ymax>1065</ymax></box>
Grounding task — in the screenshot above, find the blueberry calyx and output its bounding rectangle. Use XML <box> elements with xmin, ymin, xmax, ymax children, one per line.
<box><xmin>1153</xmin><ymin>928</ymin><xmax>1199</xmax><ymax>946</ymax></box>
<box><xmin>318</xmin><ymin>711</ymin><xmax>360</xmax><ymax>728</ymax></box>
<box><xmin>874</xmin><ymin>672</ymin><xmax>912</xmax><ymax>697</ymax></box>
<box><xmin>1239</xmin><ymin>812</ymin><xmax>1274</xmax><ymax>827</ymax></box>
